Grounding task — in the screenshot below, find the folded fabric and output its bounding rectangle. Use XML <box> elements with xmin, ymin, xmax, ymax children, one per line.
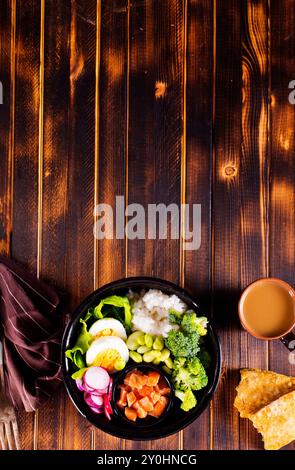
<box><xmin>0</xmin><ymin>255</ymin><xmax>63</xmax><ymax>411</ymax></box>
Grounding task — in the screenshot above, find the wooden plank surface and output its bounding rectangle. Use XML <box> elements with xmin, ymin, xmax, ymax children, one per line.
<box><xmin>183</xmin><ymin>0</ymin><xmax>213</xmax><ymax>450</ymax></box>
<box><xmin>59</xmin><ymin>0</ymin><xmax>97</xmax><ymax>450</ymax></box>
<box><xmin>125</xmin><ymin>0</ymin><xmax>184</xmax><ymax>450</ymax></box>
<box><xmin>211</xmin><ymin>0</ymin><xmax>242</xmax><ymax>450</ymax></box>
<box><xmin>12</xmin><ymin>0</ymin><xmax>41</xmax><ymax>450</ymax></box>
<box><xmin>36</xmin><ymin>0</ymin><xmax>70</xmax><ymax>450</ymax></box>
<box><xmin>93</xmin><ymin>0</ymin><xmax>127</xmax><ymax>450</ymax></box>
<box><xmin>0</xmin><ymin>0</ymin><xmax>295</xmax><ymax>451</ymax></box>
<box><xmin>239</xmin><ymin>0</ymin><xmax>269</xmax><ymax>450</ymax></box>
<box><xmin>269</xmin><ymin>0</ymin><xmax>295</xmax><ymax>450</ymax></box>
<box><xmin>0</xmin><ymin>0</ymin><xmax>14</xmax><ymax>257</ymax></box>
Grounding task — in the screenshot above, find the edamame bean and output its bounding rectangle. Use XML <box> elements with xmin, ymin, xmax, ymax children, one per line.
<box><xmin>137</xmin><ymin>334</ymin><xmax>146</xmax><ymax>346</ymax></box>
<box><xmin>126</xmin><ymin>331</ymin><xmax>144</xmax><ymax>350</ymax></box>
<box><xmin>129</xmin><ymin>351</ymin><xmax>143</xmax><ymax>363</ymax></box>
<box><xmin>153</xmin><ymin>358</ymin><xmax>161</xmax><ymax>365</ymax></box>
<box><xmin>164</xmin><ymin>357</ymin><xmax>173</xmax><ymax>369</ymax></box>
<box><xmin>143</xmin><ymin>350</ymin><xmax>160</xmax><ymax>362</ymax></box>
<box><xmin>160</xmin><ymin>348</ymin><xmax>170</xmax><ymax>361</ymax></box>
<box><xmin>153</xmin><ymin>335</ymin><xmax>164</xmax><ymax>351</ymax></box>
<box><xmin>114</xmin><ymin>358</ymin><xmax>126</xmax><ymax>371</ymax></box>
<box><xmin>144</xmin><ymin>333</ymin><xmax>153</xmax><ymax>348</ymax></box>
<box><xmin>137</xmin><ymin>345</ymin><xmax>151</xmax><ymax>354</ymax></box>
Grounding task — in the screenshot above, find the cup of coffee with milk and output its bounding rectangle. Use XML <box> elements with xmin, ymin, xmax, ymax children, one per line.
<box><xmin>239</xmin><ymin>278</ymin><xmax>295</xmax><ymax>351</ymax></box>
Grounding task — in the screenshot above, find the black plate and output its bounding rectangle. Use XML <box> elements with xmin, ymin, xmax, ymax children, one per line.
<box><xmin>61</xmin><ymin>277</ymin><xmax>221</xmax><ymax>440</ymax></box>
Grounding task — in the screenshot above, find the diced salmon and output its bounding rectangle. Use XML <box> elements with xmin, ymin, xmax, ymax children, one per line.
<box><xmin>119</xmin><ymin>382</ymin><xmax>131</xmax><ymax>392</ymax></box>
<box><xmin>147</xmin><ymin>371</ymin><xmax>160</xmax><ymax>387</ymax></box>
<box><xmin>136</xmin><ymin>405</ymin><xmax>148</xmax><ymax>419</ymax></box>
<box><xmin>149</xmin><ymin>396</ymin><xmax>168</xmax><ymax>417</ymax></box>
<box><xmin>123</xmin><ymin>372</ymin><xmax>133</xmax><ymax>387</ymax></box>
<box><xmin>137</xmin><ymin>385</ymin><xmax>154</xmax><ymax>397</ymax></box>
<box><xmin>127</xmin><ymin>372</ymin><xmax>147</xmax><ymax>389</ymax></box>
<box><xmin>127</xmin><ymin>391</ymin><xmax>137</xmax><ymax>407</ymax></box>
<box><xmin>150</xmin><ymin>391</ymin><xmax>161</xmax><ymax>404</ymax></box>
<box><xmin>158</xmin><ymin>387</ymin><xmax>171</xmax><ymax>396</ymax></box>
<box><xmin>117</xmin><ymin>389</ymin><xmax>128</xmax><ymax>408</ymax></box>
<box><xmin>139</xmin><ymin>396</ymin><xmax>154</xmax><ymax>412</ymax></box>
<box><xmin>132</xmin><ymin>400</ymin><xmax>140</xmax><ymax>410</ymax></box>
<box><xmin>125</xmin><ymin>407</ymin><xmax>137</xmax><ymax>422</ymax></box>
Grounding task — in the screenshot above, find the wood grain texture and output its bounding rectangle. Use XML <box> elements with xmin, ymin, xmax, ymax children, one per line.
<box><xmin>93</xmin><ymin>0</ymin><xmax>128</xmax><ymax>450</ymax></box>
<box><xmin>95</xmin><ymin>0</ymin><xmax>127</xmax><ymax>288</ymax></box>
<box><xmin>12</xmin><ymin>0</ymin><xmax>41</xmax><ymax>450</ymax></box>
<box><xmin>1</xmin><ymin>0</ymin><xmax>295</xmax><ymax>451</ymax></box>
<box><xmin>269</xmin><ymin>0</ymin><xmax>295</xmax><ymax>450</ymax></box>
<box><xmin>36</xmin><ymin>0</ymin><xmax>70</xmax><ymax>450</ymax></box>
<box><xmin>212</xmin><ymin>0</ymin><xmax>242</xmax><ymax>450</ymax></box>
<box><xmin>183</xmin><ymin>0</ymin><xmax>213</xmax><ymax>450</ymax></box>
<box><xmin>0</xmin><ymin>0</ymin><xmax>14</xmax><ymax>257</ymax></box>
<box><xmin>239</xmin><ymin>0</ymin><xmax>269</xmax><ymax>450</ymax></box>
<box><xmin>125</xmin><ymin>0</ymin><xmax>184</xmax><ymax>450</ymax></box>
<box><xmin>59</xmin><ymin>0</ymin><xmax>97</xmax><ymax>450</ymax></box>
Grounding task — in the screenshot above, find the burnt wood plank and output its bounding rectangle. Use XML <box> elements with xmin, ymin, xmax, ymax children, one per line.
<box><xmin>93</xmin><ymin>0</ymin><xmax>128</xmax><ymax>450</ymax></box>
<box><xmin>269</xmin><ymin>0</ymin><xmax>295</xmax><ymax>450</ymax></box>
<box><xmin>212</xmin><ymin>0</ymin><xmax>242</xmax><ymax>449</ymax></box>
<box><xmin>211</xmin><ymin>1</ymin><xmax>268</xmax><ymax>449</ymax></box>
<box><xmin>12</xmin><ymin>0</ymin><xmax>41</xmax><ymax>450</ymax></box>
<box><xmin>59</xmin><ymin>0</ymin><xmax>97</xmax><ymax>450</ymax></box>
<box><xmin>125</xmin><ymin>0</ymin><xmax>184</xmax><ymax>450</ymax></box>
<box><xmin>183</xmin><ymin>0</ymin><xmax>213</xmax><ymax>450</ymax></box>
<box><xmin>212</xmin><ymin>0</ymin><xmax>270</xmax><ymax>450</ymax></box>
<box><xmin>36</xmin><ymin>0</ymin><xmax>70</xmax><ymax>450</ymax></box>
<box><xmin>0</xmin><ymin>0</ymin><xmax>14</xmax><ymax>257</ymax></box>
<box><xmin>239</xmin><ymin>0</ymin><xmax>269</xmax><ymax>450</ymax></box>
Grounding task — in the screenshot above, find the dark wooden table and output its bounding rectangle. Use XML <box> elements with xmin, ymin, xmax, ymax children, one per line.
<box><xmin>0</xmin><ymin>0</ymin><xmax>295</xmax><ymax>450</ymax></box>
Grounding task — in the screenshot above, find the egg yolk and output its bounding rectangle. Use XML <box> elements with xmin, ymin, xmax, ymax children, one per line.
<box><xmin>94</xmin><ymin>328</ymin><xmax>119</xmax><ymax>338</ymax></box>
<box><xmin>92</xmin><ymin>349</ymin><xmax>121</xmax><ymax>372</ymax></box>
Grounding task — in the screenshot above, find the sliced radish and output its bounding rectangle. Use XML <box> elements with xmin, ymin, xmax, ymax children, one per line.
<box><xmin>84</xmin><ymin>367</ymin><xmax>110</xmax><ymax>391</ymax></box>
<box><xmin>91</xmin><ymin>394</ymin><xmax>104</xmax><ymax>407</ymax></box>
<box><xmin>89</xmin><ymin>386</ymin><xmax>109</xmax><ymax>396</ymax></box>
<box><xmin>83</xmin><ymin>382</ymin><xmax>96</xmax><ymax>393</ymax></box>
<box><xmin>108</xmin><ymin>377</ymin><xmax>113</xmax><ymax>400</ymax></box>
<box><xmin>76</xmin><ymin>379</ymin><xmax>85</xmax><ymax>392</ymax></box>
<box><xmin>103</xmin><ymin>394</ymin><xmax>113</xmax><ymax>420</ymax></box>
<box><xmin>90</xmin><ymin>406</ymin><xmax>103</xmax><ymax>414</ymax></box>
<box><xmin>84</xmin><ymin>393</ymin><xmax>97</xmax><ymax>408</ymax></box>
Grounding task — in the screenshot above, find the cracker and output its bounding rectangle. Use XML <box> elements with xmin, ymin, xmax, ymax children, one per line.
<box><xmin>250</xmin><ymin>390</ymin><xmax>295</xmax><ymax>450</ymax></box>
<box><xmin>234</xmin><ymin>368</ymin><xmax>295</xmax><ymax>418</ymax></box>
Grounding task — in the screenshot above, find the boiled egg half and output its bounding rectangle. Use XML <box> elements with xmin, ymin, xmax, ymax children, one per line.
<box><xmin>86</xmin><ymin>336</ymin><xmax>129</xmax><ymax>373</ymax></box>
<box><xmin>89</xmin><ymin>318</ymin><xmax>127</xmax><ymax>340</ymax></box>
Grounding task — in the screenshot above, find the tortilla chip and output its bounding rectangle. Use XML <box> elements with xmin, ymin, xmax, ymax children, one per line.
<box><xmin>250</xmin><ymin>390</ymin><xmax>295</xmax><ymax>450</ymax></box>
<box><xmin>234</xmin><ymin>369</ymin><xmax>295</xmax><ymax>418</ymax></box>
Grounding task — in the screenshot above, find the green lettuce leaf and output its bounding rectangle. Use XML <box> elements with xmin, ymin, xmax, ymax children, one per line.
<box><xmin>65</xmin><ymin>318</ymin><xmax>93</xmax><ymax>368</ymax></box>
<box><xmin>71</xmin><ymin>367</ymin><xmax>88</xmax><ymax>380</ymax></box>
<box><xmin>92</xmin><ymin>295</ymin><xmax>132</xmax><ymax>329</ymax></box>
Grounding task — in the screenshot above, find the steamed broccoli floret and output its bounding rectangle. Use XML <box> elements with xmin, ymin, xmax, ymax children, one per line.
<box><xmin>186</xmin><ymin>357</ymin><xmax>208</xmax><ymax>390</ymax></box>
<box><xmin>165</xmin><ymin>330</ymin><xmax>200</xmax><ymax>358</ymax></box>
<box><xmin>172</xmin><ymin>357</ymin><xmax>208</xmax><ymax>393</ymax></box>
<box><xmin>173</xmin><ymin>357</ymin><xmax>186</xmax><ymax>370</ymax></box>
<box><xmin>181</xmin><ymin>311</ymin><xmax>208</xmax><ymax>336</ymax></box>
<box><xmin>168</xmin><ymin>309</ymin><xmax>183</xmax><ymax>325</ymax></box>
<box><xmin>175</xmin><ymin>389</ymin><xmax>197</xmax><ymax>412</ymax></box>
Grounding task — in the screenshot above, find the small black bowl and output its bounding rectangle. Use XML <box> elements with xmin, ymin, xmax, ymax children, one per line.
<box><xmin>113</xmin><ymin>363</ymin><xmax>174</xmax><ymax>427</ymax></box>
<box><xmin>62</xmin><ymin>276</ymin><xmax>221</xmax><ymax>440</ymax></box>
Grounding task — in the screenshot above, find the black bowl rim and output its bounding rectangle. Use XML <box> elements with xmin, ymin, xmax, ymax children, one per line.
<box><xmin>61</xmin><ymin>276</ymin><xmax>222</xmax><ymax>440</ymax></box>
<box><xmin>112</xmin><ymin>363</ymin><xmax>174</xmax><ymax>427</ymax></box>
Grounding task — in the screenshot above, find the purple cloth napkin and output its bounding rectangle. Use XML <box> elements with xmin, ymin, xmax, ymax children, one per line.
<box><xmin>0</xmin><ymin>255</ymin><xmax>63</xmax><ymax>411</ymax></box>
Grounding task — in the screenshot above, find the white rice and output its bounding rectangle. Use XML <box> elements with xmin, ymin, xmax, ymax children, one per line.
<box><xmin>128</xmin><ymin>289</ymin><xmax>187</xmax><ymax>338</ymax></box>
